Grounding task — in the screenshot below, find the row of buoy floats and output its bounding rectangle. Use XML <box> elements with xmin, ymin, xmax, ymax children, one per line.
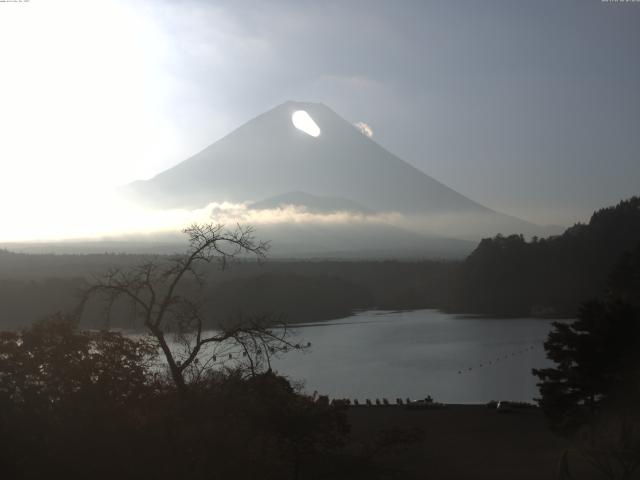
<box><xmin>457</xmin><ymin>343</ymin><xmax>541</xmax><ymax>374</ymax></box>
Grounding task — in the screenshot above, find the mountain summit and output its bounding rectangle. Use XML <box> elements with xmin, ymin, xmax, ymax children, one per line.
<box><xmin>124</xmin><ymin>101</ymin><xmax>551</xmax><ymax>244</ymax></box>
<box><xmin>126</xmin><ymin>101</ymin><xmax>491</xmax><ymax>212</ymax></box>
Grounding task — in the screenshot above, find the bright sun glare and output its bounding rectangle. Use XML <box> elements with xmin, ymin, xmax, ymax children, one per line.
<box><xmin>291</xmin><ymin>110</ymin><xmax>321</xmax><ymax>137</ymax></box>
<box><xmin>0</xmin><ymin>0</ymin><xmax>178</xmax><ymax>242</ymax></box>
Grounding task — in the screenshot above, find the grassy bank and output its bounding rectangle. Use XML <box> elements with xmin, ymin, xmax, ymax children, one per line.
<box><xmin>347</xmin><ymin>404</ymin><xmax>597</xmax><ymax>479</ymax></box>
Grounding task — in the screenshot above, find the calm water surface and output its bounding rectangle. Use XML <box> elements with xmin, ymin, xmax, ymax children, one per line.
<box><xmin>265</xmin><ymin>309</ymin><xmax>557</xmax><ymax>404</ymax></box>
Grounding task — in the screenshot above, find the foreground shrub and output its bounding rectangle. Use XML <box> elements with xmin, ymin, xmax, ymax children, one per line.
<box><xmin>0</xmin><ymin>317</ymin><xmax>358</xmax><ymax>480</ymax></box>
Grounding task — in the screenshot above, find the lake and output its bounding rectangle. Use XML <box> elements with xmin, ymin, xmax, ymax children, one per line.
<box><xmin>265</xmin><ymin>309</ymin><xmax>557</xmax><ymax>404</ymax></box>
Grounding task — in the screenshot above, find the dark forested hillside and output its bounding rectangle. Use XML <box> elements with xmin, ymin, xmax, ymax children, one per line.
<box><xmin>455</xmin><ymin>197</ymin><xmax>640</xmax><ymax>317</ymax></box>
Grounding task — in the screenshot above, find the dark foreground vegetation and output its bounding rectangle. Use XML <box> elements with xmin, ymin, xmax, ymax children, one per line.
<box><xmin>1</xmin><ymin>315</ymin><xmax>638</xmax><ymax>479</ymax></box>
<box><xmin>0</xmin><ymin>317</ymin><xmax>359</xmax><ymax>480</ymax></box>
<box><xmin>0</xmin><ymin>315</ymin><xmax>592</xmax><ymax>480</ymax></box>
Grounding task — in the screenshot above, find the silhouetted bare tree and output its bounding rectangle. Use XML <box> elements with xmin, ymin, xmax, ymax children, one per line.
<box><xmin>80</xmin><ymin>223</ymin><xmax>301</xmax><ymax>393</ymax></box>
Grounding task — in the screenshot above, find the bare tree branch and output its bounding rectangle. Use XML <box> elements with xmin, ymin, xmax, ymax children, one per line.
<box><xmin>78</xmin><ymin>223</ymin><xmax>299</xmax><ymax>394</ymax></box>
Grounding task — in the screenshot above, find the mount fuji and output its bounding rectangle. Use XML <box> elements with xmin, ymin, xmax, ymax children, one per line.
<box><xmin>123</xmin><ymin>101</ymin><xmax>556</xmax><ymax>258</ymax></box>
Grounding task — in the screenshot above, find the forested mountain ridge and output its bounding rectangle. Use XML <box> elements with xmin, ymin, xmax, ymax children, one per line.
<box><xmin>455</xmin><ymin>197</ymin><xmax>640</xmax><ymax>317</ymax></box>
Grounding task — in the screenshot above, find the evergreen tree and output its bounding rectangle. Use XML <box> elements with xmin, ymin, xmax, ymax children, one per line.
<box><xmin>533</xmin><ymin>243</ymin><xmax>640</xmax><ymax>433</ymax></box>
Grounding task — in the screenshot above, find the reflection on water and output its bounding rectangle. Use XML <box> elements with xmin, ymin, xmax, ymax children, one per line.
<box><xmin>267</xmin><ymin>309</ymin><xmax>558</xmax><ymax>404</ymax></box>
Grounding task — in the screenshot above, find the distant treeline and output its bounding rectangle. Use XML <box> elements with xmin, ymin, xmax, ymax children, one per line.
<box><xmin>1</xmin><ymin>196</ymin><xmax>639</xmax><ymax>328</ymax></box>
<box><xmin>0</xmin><ymin>254</ymin><xmax>459</xmax><ymax>329</ymax></box>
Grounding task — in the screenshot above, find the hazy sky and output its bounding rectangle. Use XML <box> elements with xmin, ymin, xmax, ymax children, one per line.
<box><xmin>1</xmin><ymin>0</ymin><xmax>638</xmax><ymax>237</ymax></box>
